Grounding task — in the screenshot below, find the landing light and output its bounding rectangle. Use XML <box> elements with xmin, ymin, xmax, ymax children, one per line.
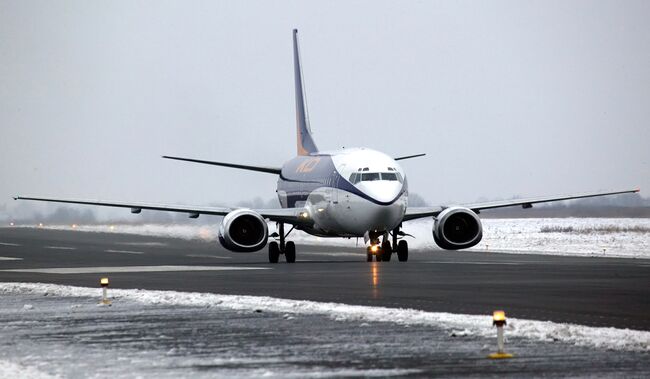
<box><xmin>299</xmin><ymin>211</ymin><xmax>309</xmax><ymax>219</ymax></box>
<box><xmin>370</xmin><ymin>245</ymin><xmax>379</xmax><ymax>253</ymax></box>
<box><xmin>72</xmin><ymin>224</ymin><xmax>77</xmax><ymax>229</ymax></box>
<box><xmin>9</xmin><ymin>222</ymin><xmax>14</xmax><ymax>226</ymax></box>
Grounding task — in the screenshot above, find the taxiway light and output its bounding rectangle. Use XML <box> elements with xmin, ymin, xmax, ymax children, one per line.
<box><xmin>100</xmin><ymin>277</ymin><xmax>109</xmax><ymax>287</ymax></box>
<box><xmin>100</xmin><ymin>277</ymin><xmax>111</xmax><ymax>305</ymax></box>
<box><xmin>493</xmin><ymin>310</ymin><xmax>506</xmax><ymax>325</ymax></box>
<box><xmin>488</xmin><ymin>310</ymin><xmax>513</xmax><ymax>359</ymax></box>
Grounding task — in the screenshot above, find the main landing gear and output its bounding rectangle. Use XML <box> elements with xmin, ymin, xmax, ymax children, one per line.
<box><xmin>366</xmin><ymin>227</ymin><xmax>409</xmax><ymax>262</ymax></box>
<box><xmin>268</xmin><ymin>222</ymin><xmax>296</xmax><ymax>263</ymax></box>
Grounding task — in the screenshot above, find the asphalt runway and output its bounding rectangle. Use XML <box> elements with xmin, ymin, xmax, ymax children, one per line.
<box><xmin>1</xmin><ymin>227</ymin><xmax>649</xmax><ymax>330</ymax></box>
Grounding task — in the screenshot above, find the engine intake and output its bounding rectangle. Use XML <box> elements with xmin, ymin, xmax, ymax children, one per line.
<box><xmin>433</xmin><ymin>207</ymin><xmax>482</xmax><ymax>250</ymax></box>
<box><xmin>218</xmin><ymin>209</ymin><xmax>268</xmax><ymax>252</ymax></box>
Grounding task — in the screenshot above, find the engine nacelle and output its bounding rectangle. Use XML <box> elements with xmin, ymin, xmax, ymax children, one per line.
<box><xmin>218</xmin><ymin>209</ymin><xmax>268</xmax><ymax>252</ymax></box>
<box><xmin>433</xmin><ymin>207</ymin><xmax>482</xmax><ymax>250</ymax></box>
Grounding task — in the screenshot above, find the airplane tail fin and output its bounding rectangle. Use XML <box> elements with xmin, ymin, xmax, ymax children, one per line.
<box><xmin>293</xmin><ymin>29</ymin><xmax>319</xmax><ymax>156</ymax></box>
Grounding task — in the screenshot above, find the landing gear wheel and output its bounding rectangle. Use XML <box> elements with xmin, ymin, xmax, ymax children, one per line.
<box><xmin>268</xmin><ymin>241</ymin><xmax>280</xmax><ymax>263</ymax></box>
<box><xmin>285</xmin><ymin>241</ymin><xmax>296</xmax><ymax>263</ymax></box>
<box><xmin>381</xmin><ymin>241</ymin><xmax>392</xmax><ymax>262</ymax></box>
<box><xmin>375</xmin><ymin>250</ymin><xmax>382</xmax><ymax>262</ymax></box>
<box><xmin>397</xmin><ymin>240</ymin><xmax>408</xmax><ymax>262</ymax></box>
<box><xmin>366</xmin><ymin>247</ymin><xmax>373</xmax><ymax>262</ymax></box>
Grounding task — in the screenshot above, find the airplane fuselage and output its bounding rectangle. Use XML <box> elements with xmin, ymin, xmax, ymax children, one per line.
<box><xmin>277</xmin><ymin>148</ymin><xmax>408</xmax><ymax>237</ymax></box>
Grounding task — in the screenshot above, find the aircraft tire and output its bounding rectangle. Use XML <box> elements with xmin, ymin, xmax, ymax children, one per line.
<box><xmin>397</xmin><ymin>240</ymin><xmax>408</xmax><ymax>262</ymax></box>
<box><xmin>268</xmin><ymin>242</ymin><xmax>280</xmax><ymax>263</ymax></box>
<box><xmin>382</xmin><ymin>241</ymin><xmax>392</xmax><ymax>262</ymax></box>
<box><xmin>285</xmin><ymin>241</ymin><xmax>296</xmax><ymax>263</ymax></box>
<box><xmin>366</xmin><ymin>247</ymin><xmax>373</xmax><ymax>262</ymax></box>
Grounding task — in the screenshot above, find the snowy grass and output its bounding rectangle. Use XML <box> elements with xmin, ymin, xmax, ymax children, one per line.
<box><xmin>1</xmin><ymin>282</ymin><xmax>649</xmax><ymax>352</ymax></box>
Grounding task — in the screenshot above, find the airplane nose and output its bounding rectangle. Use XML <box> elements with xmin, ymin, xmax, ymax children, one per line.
<box><xmin>363</xmin><ymin>182</ymin><xmax>403</xmax><ymax>203</ymax></box>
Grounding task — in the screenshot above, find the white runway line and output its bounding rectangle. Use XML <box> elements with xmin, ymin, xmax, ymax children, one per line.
<box><xmin>0</xmin><ymin>257</ymin><xmax>22</xmax><ymax>261</ymax></box>
<box><xmin>423</xmin><ymin>261</ymin><xmax>522</xmax><ymax>265</ymax></box>
<box><xmin>303</xmin><ymin>252</ymin><xmax>365</xmax><ymax>257</ymax></box>
<box><xmin>1</xmin><ymin>265</ymin><xmax>269</xmax><ymax>274</ymax></box>
<box><xmin>185</xmin><ymin>254</ymin><xmax>232</xmax><ymax>259</ymax></box>
<box><xmin>0</xmin><ymin>242</ymin><xmax>21</xmax><ymax>247</ymax></box>
<box><xmin>43</xmin><ymin>246</ymin><xmax>77</xmax><ymax>251</ymax></box>
<box><xmin>116</xmin><ymin>242</ymin><xmax>167</xmax><ymax>247</ymax></box>
<box><xmin>105</xmin><ymin>249</ymin><xmax>144</xmax><ymax>255</ymax></box>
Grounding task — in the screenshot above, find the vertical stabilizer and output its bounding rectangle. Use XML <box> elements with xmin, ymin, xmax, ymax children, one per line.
<box><xmin>293</xmin><ymin>29</ymin><xmax>319</xmax><ymax>156</ymax></box>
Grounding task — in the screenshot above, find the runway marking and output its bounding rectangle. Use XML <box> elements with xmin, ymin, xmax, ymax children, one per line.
<box><xmin>0</xmin><ymin>242</ymin><xmax>21</xmax><ymax>247</ymax></box>
<box><xmin>1</xmin><ymin>265</ymin><xmax>269</xmax><ymax>274</ymax></box>
<box><xmin>423</xmin><ymin>261</ymin><xmax>522</xmax><ymax>266</ymax></box>
<box><xmin>44</xmin><ymin>246</ymin><xmax>77</xmax><ymax>251</ymax></box>
<box><xmin>0</xmin><ymin>256</ymin><xmax>23</xmax><ymax>261</ymax></box>
<box><xmin>304</xmin><ymin>252</ymin><xmax>365</xmax><ymax>257</ymax></box>
<box><xmin>186</xmin><ymin>254</ymin><xmax>232</xmax><ymax>260</ymax></box>
<box><xmin>105</xmin><ymin>249</ymin><xmax>145</xmax><ymax>255</ymax></box>
<box><xmin>116</xmin><ymin>242</ymin><xmax>167</xmax><ymax>247</ymax></box>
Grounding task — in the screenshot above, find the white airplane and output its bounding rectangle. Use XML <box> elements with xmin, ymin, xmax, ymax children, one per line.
<box><xmin>15</xmin><ymin>30</ymin><xmax>639</xmax><ymax>263</ymax></box>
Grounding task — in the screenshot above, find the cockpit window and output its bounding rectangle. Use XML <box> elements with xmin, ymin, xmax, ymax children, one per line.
<box><xmin>361</xmin><ymin>172</ymin><xmax>380</xmax><ymax>181</ymax></box>
<box><xmin>381</xmin><ymin>172</ymin><xmax>398</xmax><ymax>181</ymax></box>
<box><xmin>350</xmin><ymin>172</ymin><xmax>403</xmax><ymax>184</ymax></box>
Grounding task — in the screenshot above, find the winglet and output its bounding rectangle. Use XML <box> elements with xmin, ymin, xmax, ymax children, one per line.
<box><xmin>394</xmin><ymin>153</ymin><xmax>426</xmax><ymax>161</ymax></box>
<box><xmin>293</xmin><ymin>29</ymin><xmax>318</xmax><ymax>156</ymax></box>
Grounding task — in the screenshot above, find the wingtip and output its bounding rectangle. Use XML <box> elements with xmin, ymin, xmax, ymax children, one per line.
<box><xmin>13</xmin><ymin>196</ymin><xmax>19</xmax><ymax>200</ymax></box>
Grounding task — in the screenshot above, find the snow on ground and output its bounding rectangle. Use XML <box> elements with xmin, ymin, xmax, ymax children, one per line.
<box><xmin>0</xmin><ymin>360</ymin><xmax>60</xmax><ymax>379</ymax></box>
<box><xmin>2</xmin><ymin>282</ymin><xmax>648</xmax><ymax>352</ymax></box>
<box><xmin>23</xmin><ymin>217</ymin><xmax>650</xmax><ymax>258</ymax></box>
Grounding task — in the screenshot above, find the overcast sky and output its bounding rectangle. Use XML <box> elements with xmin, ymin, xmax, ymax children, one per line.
<box><xmin>1</xmin><ymin>1</ymin><xmax>648</xmax><ymax>218</ymax></box>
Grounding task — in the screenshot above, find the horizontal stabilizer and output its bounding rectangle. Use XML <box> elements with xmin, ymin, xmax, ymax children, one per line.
<box><xmin>162</xmin><ymin>156</ymin><xmax>282</xmax><ymax>175</ymax></box>
<box><xmin>394</xmin><ymin>153</ymin><xmax>426</xmax><ymax>161</ymax></box>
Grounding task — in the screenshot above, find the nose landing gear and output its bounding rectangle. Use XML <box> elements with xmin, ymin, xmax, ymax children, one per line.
<box><xmin>366</xmin><ymin>227</ymin><xmax>409</xmax><ymax>262</ymax></box>
<box><xmin>269</xmin><ymin>223</ymin><xmax>296</xmax><ymax>263</ymax></box>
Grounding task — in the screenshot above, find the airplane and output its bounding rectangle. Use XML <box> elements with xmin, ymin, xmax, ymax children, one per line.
<box><xmin>15</xmin><ymin>29</ymin><xmax>640</xmax><ymax>264</ymax></box>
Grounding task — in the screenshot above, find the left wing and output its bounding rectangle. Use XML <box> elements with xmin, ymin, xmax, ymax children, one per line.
<box><xmin>403</xmin><ymin>188</ymin><xmax>640</xmax><ymax>221</ymax></box>
<box><xmin>13</xmin><ymin>196</ymin><xmax>307</xmax><ymax>225</ymax></box>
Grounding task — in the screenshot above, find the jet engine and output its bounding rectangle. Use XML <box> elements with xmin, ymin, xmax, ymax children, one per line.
<box><xmin>432</xmin><ymin>207</ymin><xmax>482</xmax><ymax>250</ymax></box>
<box><xmin>218</xmin><ymin>209</ymin><xmax>268</xmax><ymax>252</ymax></box>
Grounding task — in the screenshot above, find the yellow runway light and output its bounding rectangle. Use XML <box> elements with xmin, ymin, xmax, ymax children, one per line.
<box><xmin>100</xmin><ymin>277</ymin><xmax>111</xmax><ymax>305</ymax></box>
<box><xmin>488</xmin><ymin>310</ymin><xmax>513</xmax><ymax>359</ymax></box>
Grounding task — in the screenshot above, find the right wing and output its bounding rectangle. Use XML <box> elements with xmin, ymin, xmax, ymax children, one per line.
<box><xmin>13</xmin><ymin>196</ymin><xmax>308</xmax><ymax>225</ymax></box>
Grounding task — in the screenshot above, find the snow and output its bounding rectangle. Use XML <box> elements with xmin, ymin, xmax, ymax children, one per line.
<box><xmin>0</xmin><ymin>360</ymin><xmax>60</xmax><ymax>379</ymax></box>
<box><xmin>17</xmin><ymin>217</ymin><xmax>650</xmax><ymax>258</ymax></box>
<box><xmin>2</xmin><ymin>282</ymin><xmax>648</xmax><ymax>352</ymax></box>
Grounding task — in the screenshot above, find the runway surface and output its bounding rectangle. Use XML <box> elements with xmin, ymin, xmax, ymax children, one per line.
<box><xmin>1</xmin><ymin>227</ymin><xmax>649</xmax><ymax>330</ymax></box>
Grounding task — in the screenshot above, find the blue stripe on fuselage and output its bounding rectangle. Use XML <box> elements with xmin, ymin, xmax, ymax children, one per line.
<box><xmin>277</xmin><ymin>155</ymin><xmax>407</xmax><ymax>208</ymax></box>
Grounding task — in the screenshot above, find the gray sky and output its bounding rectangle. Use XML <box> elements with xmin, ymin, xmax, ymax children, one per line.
<box><xmin>1</xmin><ymin>1</ymin><xmax>648</xmax><ymax>217</ymax></box>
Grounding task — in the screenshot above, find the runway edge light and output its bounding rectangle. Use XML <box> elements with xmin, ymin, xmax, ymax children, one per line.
<box><xmin>99</xmin><ymin>277</ymin><xmax>111</xmax><ymax>305</ymax></box>
<box><xmin>488</xmin><ymin>310</ymin><xmax>513</xmax><ymax>359</ymax></box>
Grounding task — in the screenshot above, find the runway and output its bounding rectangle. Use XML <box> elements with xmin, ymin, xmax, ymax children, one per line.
<box><xmin>1</xmin><ymin>227</ymin><xmax>649</xmax><ymax>330</ymax></box>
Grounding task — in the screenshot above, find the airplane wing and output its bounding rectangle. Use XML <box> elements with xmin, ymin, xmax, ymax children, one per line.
<box><xmin>13</xmin><ymin>196</ymin><xmax>307</xmax><ymax>224</ymax></box>
<box><xmin>403</xmin><ymin>188</ymin><xmax>640</xmax><ymax>221</ymax></box>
